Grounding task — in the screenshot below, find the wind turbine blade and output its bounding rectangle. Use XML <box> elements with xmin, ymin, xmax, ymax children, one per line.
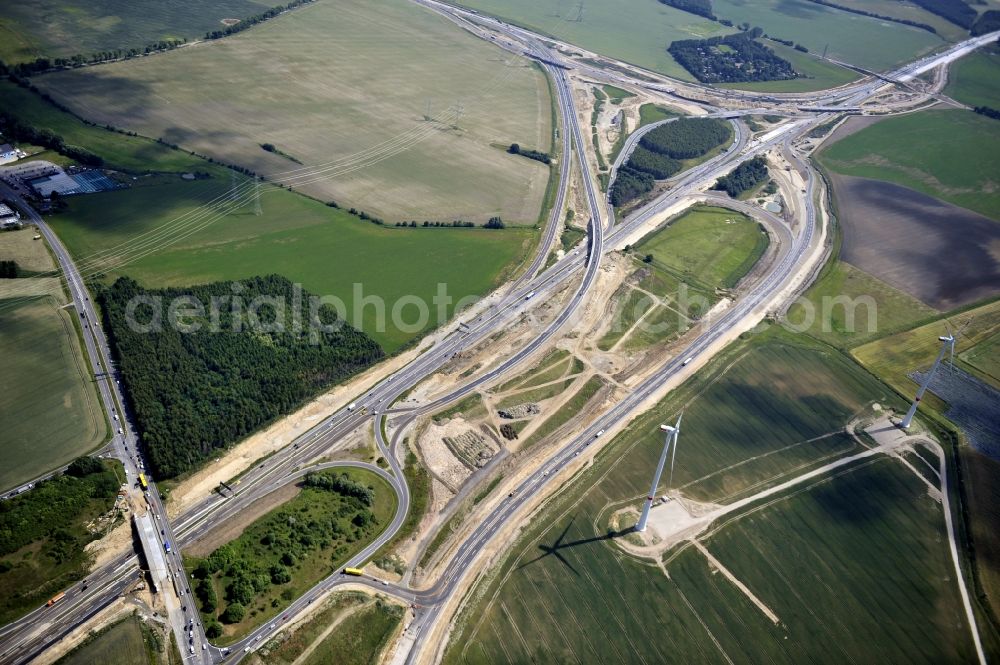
<box><xmin>667</xmin><ymin>427</ymin><xmax>680</xmax><ymax>489</ymax></box>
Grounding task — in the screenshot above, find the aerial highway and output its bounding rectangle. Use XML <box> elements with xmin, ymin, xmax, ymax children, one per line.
<box><xmin>2</xmin><ymin>11</ymin><xmax>997</xmax><ymax>665</ymax></box>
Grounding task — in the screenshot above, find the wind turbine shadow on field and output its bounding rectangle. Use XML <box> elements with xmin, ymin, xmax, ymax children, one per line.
<box><xmin>519</xmin><ymin>517</ymin><xmax>635</xmax><ymax>576</ymax></box>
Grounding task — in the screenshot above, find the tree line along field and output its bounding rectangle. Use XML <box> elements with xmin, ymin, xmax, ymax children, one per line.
<box><xmin>35</xmin><ymin>0</ymin><xmax>553</xmax><ymax>226</ymax></box>
<box><xmin>442</xmin><ymin>330</ymin><xmax>976</xmax><ymax>664</ymax></box>
<box><xmin>48</xmin><ymin>178</ymin><xmax>533</xmax><ymax>353</ymax></box>
<box><xmin>818</xmin><ymin>109</ymin><xmax>1000</xmax><ymax>222</ymax></box>
<box><xmin>0</xmin><ymin>81</ymin><xmax>210</xmax><ymax>174</ymax></box>
<box><xmin>0</xmin><ymin>0</ymin><xmax>278</xmax><ymax>63</ymax></box>
<box><xmin>0</xmin><ymin>229</ymin><xmax>108</xmax><ymax>492</ymax></box>
<box><xmin>185</xmin><ymin>468</ymin><xmax>396</xmax><ymax>642</ymax></box>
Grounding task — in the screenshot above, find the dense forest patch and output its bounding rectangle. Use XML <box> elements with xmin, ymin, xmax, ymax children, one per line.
<box><xmin>669</xmin><ymin>33</ymin><xmax>798</xmax><ymax>84</ymax></box>
<box><xmin>611</xmin><ymin>118</ymin><xmax>731</xmax><ymax>206</ymax></box>
<box><xmin>100</xmin><ymin>275</ymin><xmax>383</xmax><ymax>478</ymax></box>
<box><xmin>714</xmin><ymin>156</ymin><xmax>769</xmax><ymax>197</ymax></box>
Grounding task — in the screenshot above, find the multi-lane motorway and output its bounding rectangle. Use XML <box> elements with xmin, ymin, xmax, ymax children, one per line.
<box><xmin>1</xmin><ymin>10</ymin><xmax>997</xmax><ymax>665</ymax></box>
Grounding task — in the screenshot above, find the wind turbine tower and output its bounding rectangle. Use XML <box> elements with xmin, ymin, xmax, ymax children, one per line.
<box><xmin>900</xmin><ymin>333</ymin><xmax>954</xmax><ymax>429</ymax></box>
<box><xmin>636</xmin><ymin>414</ymin><xmax>682</xmax><ymax>532</ymax></box>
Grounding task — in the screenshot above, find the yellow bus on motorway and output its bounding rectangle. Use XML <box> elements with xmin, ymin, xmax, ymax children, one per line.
<box><xmin>344</xmin><ymin>567</ymin><xmax>364</xmax><ymax>576</ymax></box>
<box><xmin>138</xmin><ymin>473</ymin><xmax>148</xmax><ymax>490</ymax></box>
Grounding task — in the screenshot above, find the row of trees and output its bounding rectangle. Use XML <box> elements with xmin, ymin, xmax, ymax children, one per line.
<box><xmin>390</xmin><ymin>217</ymin><xmax>505</xmax><ymax>229</ymax></box>
<box><xmin>669</xmin><ymin>33</ymin><xmax>798</xmax><ymax>84</ymax></box>
<box><xmin>801</xmin><ymin>0</ymin><xmax>938</xmax><ymax>34</ymax></box>
<box><xmin>303</xmin><ymin>472</ymin><xmax>375</xmax><ymax>505</ymax></box>
<box><xmin>1</xmin><ymin>40</ymin><xmax>186</xmax><ymax>77</ymax></box>
<box><xmin>974</xmin><ymin>106</ymin><xmax>1000</xmax><ymax>120</ymax></box>
<box><xmin>100</xmin><ymin>276</ymin><xmax>383</xmax><ymax>478</ymax></box>
<box><xmin>657</xmin><ymin>0</ymin><xmax>715</xmax><ymax>19</ymax></box>
<box><xmin>204</xmin><ymin>0</ymin><xmax>314</xmax><ymax>40</ymax></box>
<box><xmin>0</xmin><ymin>261</ymin><xmax>19</xmax><ymax>279</ymax></box>
<box><xmin>508</xmin><ymin>143</ymin><xmax>551</xmax><ymax>164</ymax></box>
<box><xmin>910</xmin><ymin>0</ymin><xmax>977</xmax><ymax>29</ymax></box>
<box><xmin>0</xmin><ymin>110</ymin><xmax>104</xmax><ymax>167</ymax></box>
<box><xmin>972</xmin><ymin>11</ymin><xmax>1000</xmax><ymax>35</ymax></box>
<box><xmin>714</xmin><ymin>156</ymin><xmax>769</xmax><ymax>197</ymax></box>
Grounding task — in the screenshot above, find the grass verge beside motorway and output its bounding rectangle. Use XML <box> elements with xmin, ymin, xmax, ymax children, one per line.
<box><xmin>54</xmin><ymin>614</ymin><xmax>157</xmax><ymax>665</ymax></box>
<box><xmin>633</xmin><ymin>204</ymin><xmax>769</xmax><ymax>292</ymax></box>
<box><xmin>945</xmin><ymin>48</ymin><xmax>1000</xmax><ymax>109</ymax></box>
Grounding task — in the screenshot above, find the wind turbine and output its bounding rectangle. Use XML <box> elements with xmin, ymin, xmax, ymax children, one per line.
<box><xmin>899</xmin><ymin>326</ymin><xmax>958</xmax><ymax>429</ymax></box>
<box><xmin>636</xmin><ymin>414</ymin><xmax>682</xmax><ymax>532</ymax></box>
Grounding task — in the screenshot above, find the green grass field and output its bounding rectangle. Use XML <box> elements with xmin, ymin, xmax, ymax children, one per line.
<box><xmin>47</xmin><ymin>178</ymin><xmax>532</xmax><ymax>352</ymax></box>
<box><xmin>299</xmin><ymin>599</ymin><xmax>403</xmax><ymax>665</ymax></box>
<box><xmin>719</xmin><ymin>41</ymin><xmax>860</xmax><ymax>93</ymax></box>
<box><xmin>0</xmin><ymin>81</ymin><xmax>208</xmax><ymax>174</ymax></box>
<box><xmin>442</xmin><ymin>332</ymin><xmax>968</xmax><ymax>664</ymax></box>
<box><xmin>852</xmin><ymin>299</ymin><xmax>1000</xmax><ymax>398</ymax></box>
<box><xmin>0</xmin><ymin>296</ymin><xmax>107</xmax><ymax>491</ymax></box>
<box><xmin>825</xmin><ymin>0</ymin><xmax>971</xmax><ymax>41</ymax></box>
<box><xmin>0</xmin><ymin>0</ymin><xmax>275</xmax><ymax>63</ymax></box>
<box><xmin>635</xmin><ymin>205</ymin><xmax>769</xmax><ymax>291</ymax></box>
<box><xmin>257</xmin><ymin>592</ymin><xmax>369</xmax><ymax>664</ymax></box>
<box><xmin>785</xmin><ymin>259</ymin><xmax>938</xmax><ymax>349</ymax></box>
<box><xmin>945</xmin><ymin>49</ymin><xmax>1000</xmax><ymax>109</ymax></box>
<box><xmin>187</xmin><ymin>467</ymin><xmax>396</xmax><ymax>643</ymax></box>
<box><xmin>520</xmin><ymin>375</ymin><xmax>604</xmax><ymax>449</ymax></box>
<box><xmin>961</xmin><ymin>329</ymin><xmax>1000</xmax><ymax>386</ymax></box>
<box><xmin>55</xmin><ymin>616</ymin><xmax>151</xmax><ymax>665</ymax></box>
<box><xmin>495</xmin><ymin>349</ymin><xmax>574</xmax><ymax>392</ymax></box>
<box><xmin>637</xmin><ymin>104</ymin><xmax>681</xmax><ymax>127</ymax></box>
<box><xmin>38</xmin><ymin>0</ymin><xmax>552</xmax><ymax>225</ymax></box>
<box><xmin>712</xmin><ymin>0</ymin><xmax>943</xmax><ymax>71</ymax></box>
<box><xmin>597</xmin><ymin>287</ymin><xmax>655</xmax><ymax>351</ymax></box>
<box><xmin>453</xmin><ymin>0</ymin><xmax>729</xmax><ymax>79</ymax></box>
<box><xmin>676</xmin><ymin>458</ymin><xmax>972</xmax><ymax>663</ymax></box>
<box><xmin>819</xmin><ymin>109</ymin><xmax>1000</xmax><ymax>221</ymax></box>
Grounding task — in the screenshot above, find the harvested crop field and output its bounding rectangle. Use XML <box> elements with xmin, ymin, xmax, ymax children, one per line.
<box><xmin>828</xmin><ymin>174</ymin><xmax>1000</xmax><ymax>311</ymax></box>
<box><xmin>38</xmin><ymin>0</ymin><xmax>552</xmax><ymax>224</ymax></box>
